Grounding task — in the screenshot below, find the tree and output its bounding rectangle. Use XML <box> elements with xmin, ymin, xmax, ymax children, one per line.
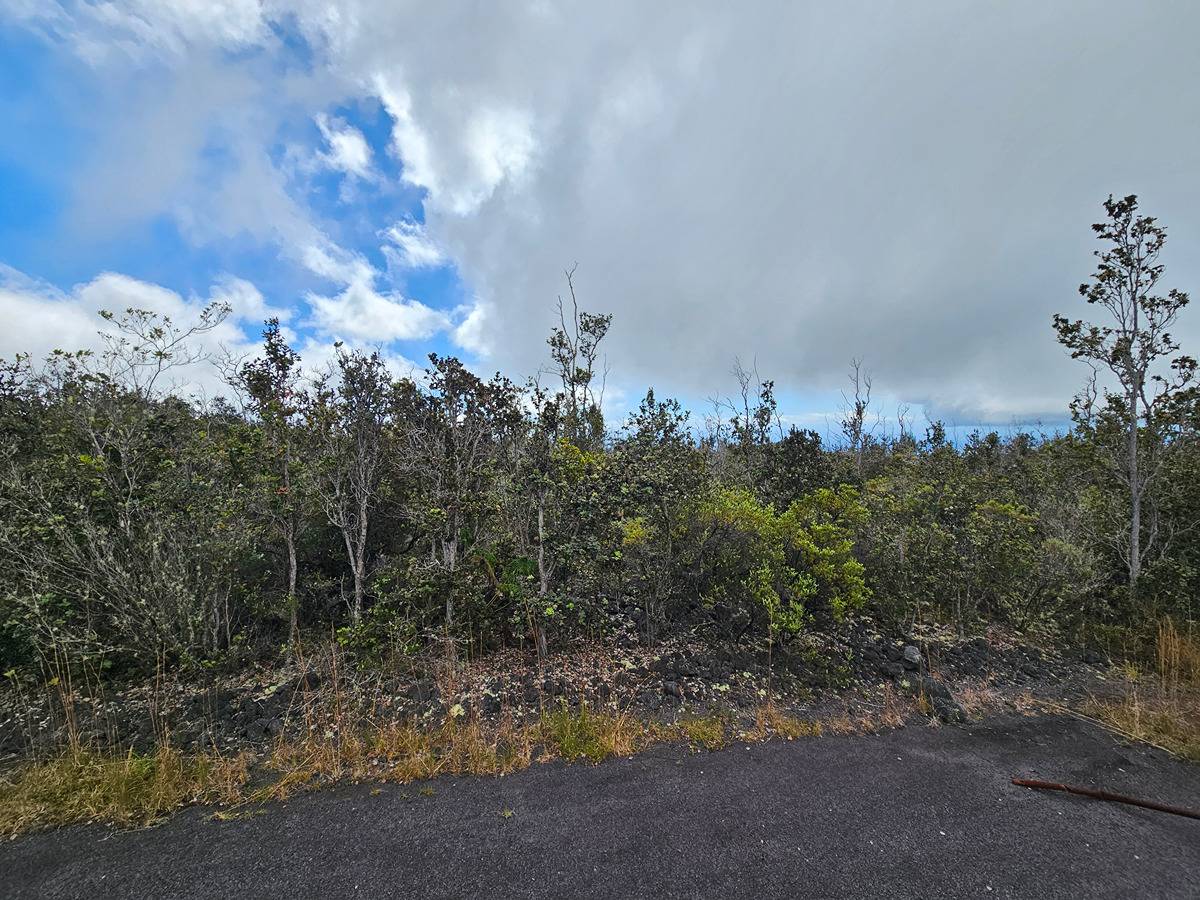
<box><xmin>547</xmin><ymin>265</ymin><xmax>611</xmax><ymax>450</ymax></box>
<box><xmin>1053</xmin><ymin>194</ymin><xmax>1196</xmax><ymax>590</ymax></box>
<box><xmin>231</xmin><ymin>319</ymin><xmax>306</xmax><ymax>644</ymax></box>
<box><xmin>398</xmin><ymin>354</ymin><xmax>525</xmax><ymax>646</ymax></box>
<box><xmin>307</xmin><ymin>349</ymin><xmax>394</xmax><ymax>622</ymax></box>
<box><xmin>0</xmin><ymin>306</ymin><xmax>252</xmax><ymax>668</ymax></box>
<box><xmin>612</xmin><ymin>389</ymin><xmax>704</xmax><ymax>643</ymax></box>
<box><xmin>840</xmin><ymin>358</ymin><xmax>875</xmax><ymax>479</ymax></box>
<box><xmin>704</xmin><ymin>359</ymin><xmax>780</xmax><ymax>489</ymax></box>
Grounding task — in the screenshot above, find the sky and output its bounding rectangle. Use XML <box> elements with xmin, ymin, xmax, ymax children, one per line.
<box><xmin>2</xmin><ymin>1</ymin><xmax>1199</xmax><ymax>436</ymax></box>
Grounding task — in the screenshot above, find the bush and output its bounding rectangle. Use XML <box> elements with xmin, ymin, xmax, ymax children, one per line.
<box><xmin>688</xmin><ymin>485</ymin><xmax>868</xmax><ymax>640</ymax></box>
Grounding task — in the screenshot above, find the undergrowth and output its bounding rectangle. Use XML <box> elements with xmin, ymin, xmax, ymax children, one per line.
<box><xmin>0</xmin><ymin>699</ymin><xmax>889</xmax><ymax>836</ymax></box>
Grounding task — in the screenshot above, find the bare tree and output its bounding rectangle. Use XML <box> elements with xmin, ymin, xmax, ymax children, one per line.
<box><xmin>840</xmin><ymin>357</ymin><xmax>876</xmax><ymax>477</ymax></box>
<box><xmin>1054</xmin><ymin>194</ymin><xmax>1195</xmax><ymax>590</ymax></box>
<box><xmin>547</xmin><ymin>264</ymin><xmax>611</xmax><ymax>450</ymax></box>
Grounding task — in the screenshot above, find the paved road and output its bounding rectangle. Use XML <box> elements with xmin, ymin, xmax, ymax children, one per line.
<box><xmin>4</xmin><ymin>714</ymin><xmax>1198</xmax><ymax>899</ymax></box>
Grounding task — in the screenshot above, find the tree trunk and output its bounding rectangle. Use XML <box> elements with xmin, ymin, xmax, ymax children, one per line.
<box><xmin>1128</xmin><ymin>385</ymin><xmax>1141</xmax><ymax>594</ymax></box>
<box><xmin>535</xmin><ymin>498</ymin><xmax>549</xmax><ymax>660</ymax></box>
<box><xmin>285</xmin><ymin>525</ymin><xmax>298</xmax><ymax>643</ymax></box>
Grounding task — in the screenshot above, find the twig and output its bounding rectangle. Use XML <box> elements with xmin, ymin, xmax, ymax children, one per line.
<box><xmin>1012</xmin><ymin>777</ymin><xmax>1200</xmax><ymax>820</ymax></box>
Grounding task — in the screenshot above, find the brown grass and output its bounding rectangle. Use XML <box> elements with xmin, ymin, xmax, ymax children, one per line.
<box><xmin>1155</xmin><ymin>619</ymin><xmax>1200</xmax><ymax>693</ymax></box>
<box><xmin>2</xmin><ymin>684</ymin><xmax>927</xmax><ymax>836</ymax></box>
<box><xmin>742</xmin><ymin>704</ymin><xmax>824</xmax><ymax>741</ymax></box>
<box><xmin>1087</xmin><ymin>689</ymin><xmax>1200</xmax><ymax>763</ymax></box>
<box><xmin>0</xmin><ymin>746</ymin><xmax>251</xmax><ymax>835</ymax></box>
<box><xmin>1086</xmin><ymin>618</ymin><xmax>1200</xmax><ymax>763</ymax></box>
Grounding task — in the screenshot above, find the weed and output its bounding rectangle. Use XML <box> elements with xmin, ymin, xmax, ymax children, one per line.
<box><xmin>678</xmin><ymin>714</ymin><xmax>728</xmax><ymax>750</ymax></box>
<box><xmin>1156</xmin><ymin>619</ymin><xmax>1200</xmax><ymax>693</ymax></box>
<box><xmin>539</xmin><ymin>703</ymin><xmax>651</xmax><ymax>762</ymax></box>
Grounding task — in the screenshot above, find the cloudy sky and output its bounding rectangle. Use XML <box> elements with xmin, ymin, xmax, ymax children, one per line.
<box><xmin>2</xmin><ymin>2</ymin><xmax>1199</xmax><ymax>432</ymax></box>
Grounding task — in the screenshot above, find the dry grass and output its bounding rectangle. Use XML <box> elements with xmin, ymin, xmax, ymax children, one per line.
<box><xmin>0</xmin><ymin>746</ymin><xmax>251</xmax><ymax>836</ymax></box>
<box><xmin>1087</xmin><ymin>618</ymin><xmax>1200</xmax><ymax>763</ymax></box>
<box><xmin>1088</xmin><ymin>689</ymin><xmax>1200</xmax><ymax>762</ymax></box>
<box><xmin>1</xmin><ymin>704</ymin><xmax>658</xmax><ymax>834</ymax></box>
<box><xmin>540</xmin><ymin>703</ymin><xmax>656</xmax><ymax>762</ymax></box>
<box><xmin>742</xmin><ymin>704</ymin><xmax>824</xmax><ymax>741</ymax></box>
<box><xmin>954</xmin><ymin>679</ymin><xmax>1005</xmax><ymax>719</ymax></box>
<box><xmin>1155</xmin><ymin>619</ymin><xmax>1200</xmax><ymax>693</ymax></box>
<box><xmin>261</xmin><ymin>702</ymin><xmax>654</xmax><ymax>802</ymax></box>
<box><xmin>2</xmin><ymin>677</ymin><xmax>930</xmax><ymax>836</ymax></box>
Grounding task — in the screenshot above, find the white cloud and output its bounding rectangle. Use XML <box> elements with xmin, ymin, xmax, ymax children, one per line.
<box><xmin>375</xmin><ymin>76</ymin><xmax>441</xmax><ymax>196</ymax></box>
<box><xmin>454</xmin><ymin>105</ymin><xmax>537</xmax><ymax>215</ymax></box>
<box><xmin>451</xmin><ymin>299</ymin><xmax>492</xmax><ymax>357</ymax></box>
<box><xmin>307</xmin><ymin>273</ymin><xmax>449</xmax><ymax>344</ymax></box>
<box><xmin>315</xmin><ymin>113</ymin><xmax>373</xmax><ymax>180</ymax></box>
<box><xmin>0</xmin><ymin>266</ymin><xmax>99</xmax><ymax>362</ymax></box>
<box><xmin>383</xmin><ymin>220</ymin><xmax>444</xmax><ymax>269</ymax></box>
<box><xmin>7</xmin><ymin>2</ymin><xmax>1200</xmax><ymax>422</ymax></box>
<box><xmin>6</xmin><ymin>0</ymin><xmax>270</xmax><ymax>66</ymax></box>
<box><xmin>209</xmin><ymin>274</ymin><xmax>291</xmax><ymax>323</ymax></box>
<box><xmin>0</xmin><ymin>265</ymin><xmax>276</xmax><ymax>397</ymax></box>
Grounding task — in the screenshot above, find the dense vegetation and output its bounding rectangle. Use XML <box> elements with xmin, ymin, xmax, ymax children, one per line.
<box><xmin>1</xmin><ymin>196</ymin><xmax>1196</xmax><ymax>682</ymax></box>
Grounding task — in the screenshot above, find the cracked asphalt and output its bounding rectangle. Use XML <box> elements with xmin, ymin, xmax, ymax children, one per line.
<box><xmin>4</xmin><ymin>713</ymin><xmax>1198</xmax><ymax>899</ymax></box>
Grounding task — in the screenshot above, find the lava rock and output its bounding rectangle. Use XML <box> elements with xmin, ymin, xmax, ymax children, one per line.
<box><xmin>407</xmin><ymin>679</ymin><xmax>438</xmax><ymax>702</ymax></box>
<box><xmin>878</xmin><ymin>662</ymin><xmax>905</xmax><ymax>680</ymax></box>
<box><xmin>293</xmin><ymin>670</ymin><xmax>321</xmax><ymax>692</ymax></box>
<box><xmin>902</xmin><ymin>645</ymin><xmax>922</xmax><ymax>670</ymax></box>
<box><xmin>662</xmin><ymin>680</ymin><xmax>684</xmax><ymax>699</ymax></box>
<box><xmin>920</xmin><ymin>677</ymin><xmax>966</xmax><ymax>724</ymax></box>
<box><xmin>1082</xmin><ymin>649</ymin><xmax>1108</xmax><ymax>666</ymax></box>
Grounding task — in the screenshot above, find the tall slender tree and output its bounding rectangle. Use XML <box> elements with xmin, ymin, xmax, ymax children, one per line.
<box><xmin>1054</xmin><ymin>194</ymin><xmax>1195</xmax><ymax>590</ymax></box>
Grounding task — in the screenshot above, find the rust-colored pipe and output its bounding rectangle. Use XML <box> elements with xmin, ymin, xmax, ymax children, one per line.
<box><xmin>1012</xmin><ymin>778</ymin><xmax>1200</xmax><ymax>821</ymax></box>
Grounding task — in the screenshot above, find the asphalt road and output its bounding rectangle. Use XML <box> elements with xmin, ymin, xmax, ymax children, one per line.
<box><xmin>4</xmin><ymin>714</ymin><xmax>1198</xmax><ymax>899</ymax></box>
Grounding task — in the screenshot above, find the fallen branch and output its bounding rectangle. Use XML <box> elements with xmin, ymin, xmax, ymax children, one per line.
<box><xmin>1012</xmin><ymin>777</ymin><xmax>1200</xmax><ymax>821</ymax></box>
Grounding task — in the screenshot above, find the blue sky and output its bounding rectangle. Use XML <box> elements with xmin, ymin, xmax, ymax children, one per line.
<box><xmin>0</xmin><ymin>16</ymin><xmax>472</xmax><ymax>372</ymax></box>
<box><xmin>3</xmin><ymin>2</ymin><xmax>1199</xmax><ymax>439</ymax></box>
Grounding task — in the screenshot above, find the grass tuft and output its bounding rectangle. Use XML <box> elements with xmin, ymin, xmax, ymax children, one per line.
<box><xmin>678</xmin><ymin>713</ymin><xmax>729</xmax><ymax>750</ymax></box>
<box><xmin>540</xmin><ymin>703</ymin><xmax>653</xmax><ymax>762</ymax></box>
<box><xmin>744</xmin><ymin>704</ymin><xmax>823</xmax><ymax>741</ymax></box>
<box><xmin>0</xmin><ymin>746</ymin><xmax>250</xmax><ymax>836</ymax></box>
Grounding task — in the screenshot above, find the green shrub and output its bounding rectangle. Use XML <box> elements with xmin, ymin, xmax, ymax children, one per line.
<box><xmin>689</xmin><ymin>485</ymin><xmax>868</xmax><ymax>638</ymax></box>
